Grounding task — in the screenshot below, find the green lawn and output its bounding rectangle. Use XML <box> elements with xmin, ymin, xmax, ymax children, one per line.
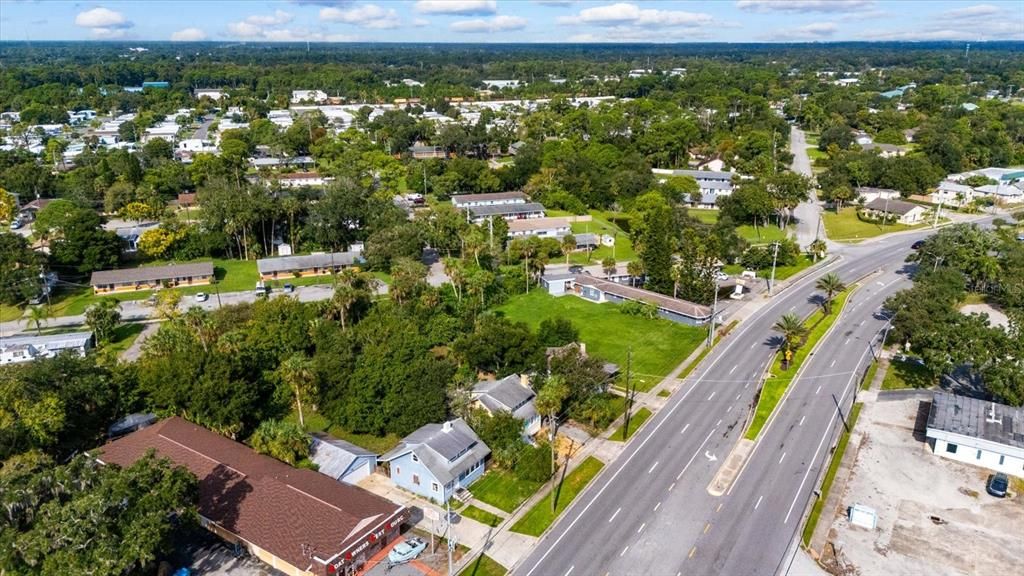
<box><xmin>610</xmin><ymin>407</ymin><xmax>651</xmax><ymax>441</ymax></box>
<box><xmin>723</xmin><ymin>255</ymin><xmax>817</xmax><ymax>283</ymax></box>
<box><xmin>860</xmin><ymin>359</ymin><xmax>879</xmax><ymax>391</ymax></box>
<box><xmin>559</xmin><ymin>211</ymin><xmax>636</xmax><ymax>265</ymax></box>
<box><xmin>801</xmin><ymin>402</ymin><xmax>862</xmax><ymax>546</ymax></box>
<box><xmin>745</xmin><ymin>289</ymin><xmax>853</xmax><ymax>440</ymax></box>
<box><xmin>47</xmin><ymin>258</ymin><xmax>259</xmax><ymax>317</ymax></box>
<box><xmin>459</xmin><ymin>505</ymin><xmax>503</xmax><ymax>527</ymax></box>
<box><xmin>822</xmin><ymin>207</ymin><xmax>930</xmax><ymax>242</ymax></box>
<box><xmin>103</xmin><ymin>322</ymin><xmax>147</xmax><ymax>356</ymax></box>
<box><xmin>510</xmin><ymin>456</ymin><xmax>604</xmax><ymax>537</ymax></box>
<box><xmin>497</xmin><ymin>291</ymin><xmax>705</xmax><ymax>386</ymax></box>
<box><xmin>471</xmin><ymin>468</ymin><xmax>543</xmax><ymax>513</ymax></box>
<box><xmin>282</xmin><ymin>409</ymin><xmax>400</xmax><ymax>454</ymax></box>
<box><xmin>881</xmin><ymin>358</ymin><xmax>935</xmax><ymax>390</ymax></box>
<box><xmin>688</xmin><ymin>209</ymin><xmax>791</xmax><ymax>245</ymax></box>
<box><xmin>806</xmin><ymin>147</ymin><xmax>828</xmax><ymax>162</ymax></box>
<box><xmin>458</xmin><ymin>554</ymin><xmax>507</xmax><ymax>576</ymax></box>
<box><xmin>0</xmin><ymin>304</ymin><xmax>22</xmax><ymax>322</ymax></box>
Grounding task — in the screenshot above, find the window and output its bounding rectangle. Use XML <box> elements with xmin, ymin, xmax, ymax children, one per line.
<box><xmin>977</xmin><ymin>449</ymin><xmax>982</xmax><ymax>460</ymax></box>
<box><xmin>412</xmin><ymin>453</ymin><xmax>419</xmax><ymax>463</ymax></box>
<box><xmin>999</xmin><ymin>455</ymin><xmax>1005</xmax><ymax>465</ymax></box>
<box><xmin>395</xmin><ymin>466</ymin><xmax>401</xmax><ymax>476</ymax></box>
<box><xmin>432</xmin><ymin>482</ymin><xmax>439</xmax><ymax>493</ymax></box>
<box><xmin>946</xmin><ymin>443</ymin><xmax>958</xmax><ymax>454</ymax></box>
<box><xmin>413</xmin><ymin>474</ymin><xmax>420</xmax><ymax>486</ymax></box>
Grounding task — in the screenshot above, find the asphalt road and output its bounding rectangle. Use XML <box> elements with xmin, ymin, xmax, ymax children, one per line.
<box><xmin>514</xmin><ymin>229</ymin><xmax>953</xmax><ymax>576</ymax></box>
<box><xmin>790</xmin><ymin>127</ymin><xmax>825</xmax><ymax>250</ymax></box>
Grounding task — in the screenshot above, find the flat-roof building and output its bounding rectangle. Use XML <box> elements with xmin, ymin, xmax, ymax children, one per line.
<box><xmin>926</xmin><ymin>392</ymin><xmax>1024</xmax><ymax>478</ymax></box>
<box><xmin>256</xmin><ymin>251</ymin><xmax>362</xmax><ymax>280</ymax></box>
<box><xmin>90</xmin><ymin>262</ymin><xmax>214</xmax><ymax>294</ymax></box>
<box><xmin>541</xmin><ymin>274</ymin><xmax>713</xmax><ymax>326</ymax></box>
<box><xmin>0</xmin><ymin>331</ymin><xmax>93</xmax><ymax>365</ymax></box>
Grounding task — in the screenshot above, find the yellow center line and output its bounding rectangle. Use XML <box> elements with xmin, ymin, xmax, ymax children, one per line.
<box><xmin>689</xmin><ymin>546</ymin><xmax>697</xmax><ymax>559</ymax></box>
<box><xmin>704</xmin><ymin>522</ymin><xmax>712</xmax><ymax>534</ymax></box>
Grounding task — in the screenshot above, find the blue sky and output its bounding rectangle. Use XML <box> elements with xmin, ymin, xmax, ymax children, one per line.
<box><xmin>0</xmin><ymin>1</ymin><xmax>1021</xmax><ymax>43</ymax></box>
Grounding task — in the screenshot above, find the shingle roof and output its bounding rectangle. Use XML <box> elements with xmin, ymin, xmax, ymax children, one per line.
<box><xmin>927</xmin><ymin>392</ymin><xmax>1024</xmax><ymax>450</ymax></box>
<box><xmin>97</xmin><ymin>417</ymin><xmax>404</xmax><ymax>573</ymax></box>
<box><xmin>256</xmin><ymin>251</ymin><xmax>359</xmax><ymax>275</ymax></box>
<box><xmin>573</xmin><ymin>275</ymin><xmax>712</xmax><ymax>321</ymax></box>
<box><xmin>451</xmin><ymin>191</ymin><xmax>527</xmax><ymax>206</ymax></box>
<box><xmin>468</xmin><ymin>203</ymin><xmax>546</xmax><ymax>218</ymax></box>
<box><xmin>508</xmin><ymin>217</ymin><xmax>570</xmax><ymax>233</ymax></box>
<box><xmin>310</xmin><ymin>433</ymin><xmax>377</xmax><ymax>481</ymax></box>
<box><xmin>381</xmin><ymin>419</ymin><xmax>490</xmax><ymax>485</ymax></box>
<box><xmin>863</xmin><ymin>198</ymin><xmax>923</xmax><ymax>216</ymax></box>
<box><xmin>90</xmin><ymin>262</ymin><xmax>214</xmax><ymax>286</ymax></box>
<box><xmin>662</xmin><ymin>169</ymin><xmax>734</xmax><ymax>181</ymax></box>
<box><xmin>473</xmin><ymin>374</ymin><xmax>535</xmax><ymax>412</ymax></box>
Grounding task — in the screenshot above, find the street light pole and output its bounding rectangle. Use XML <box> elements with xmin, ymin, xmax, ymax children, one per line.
<box><xmin>932</xmin><ymin>196</ymin><xmax>944</xmax><ymax>229</ymax></box>
<box><xmin>707</xmin><ymin>278</ymin><xmax>719</xmax><ymax>347</ymax></box>
<box><xmin>768</xmin><ymin>241</ymin><xmax>781</xmax><ymax>296</ymax></box>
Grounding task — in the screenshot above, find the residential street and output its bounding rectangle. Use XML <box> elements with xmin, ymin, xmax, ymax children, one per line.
<box><xmin>513</xmin><ymin>221</ymin><xmax>989</xmax><ymax>576</ymax></box>
<box><xmin>790</xmin><ymin>127</ymin><xmax>826</xmax><ymax>250</ymax></box>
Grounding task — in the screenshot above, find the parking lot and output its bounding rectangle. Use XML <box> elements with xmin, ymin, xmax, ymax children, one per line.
<box><xmin>824</xmin><ymin>398</ymin><xmax>1023</xmax><ymax>576</ymax></box>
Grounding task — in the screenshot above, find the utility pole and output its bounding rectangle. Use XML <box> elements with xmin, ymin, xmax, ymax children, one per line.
<box><xmin>882</xmin><ymin>194</ymin><xmax>890</xmax><ymax>229</ymax></box>
<box><xmin>707</xmin><ymin>279</ymin><xmax>719</xmax><ymax>348</ymax></box>
<box><xmin>446</xmin><ymin>499</ymin><xmax>454</xmax><ymax>576</ymax></box>
<box><xmin>621</xmin><ymin>348</ymin><xmax>634</xmax><ymax>441</ymax></box>
<box><xmin>932</xmin><ymin>197</ymin><xmax>944</xmax><ymax>228</ymax></box>
<box><xmin>768</xmin><ymin>241</ymin><xmax>781</xmax><ymax>296</ymax></box>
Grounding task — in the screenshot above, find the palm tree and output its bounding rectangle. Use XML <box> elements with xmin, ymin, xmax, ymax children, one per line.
<box><xmin>808</xmin><ymin>239</ymin><xmax>827</xmax><ymax>262</ymax></box>
<box><xmin>26</xmin><ymin>305</ymin><xmax>50</xmax><ymax>336</ymax></box>
<box><xmin>278</xmin><ymin>353</ymin><xmax>315</xmax><ymax>429</ymax></box>
<box><xmin>602</xmin><ymin>257</ymin><xmax>617</xmax><ymax>278</ymax></box>
<box><xmin>560</xmin><ymin>234</ymin><xmax>577</xmax><ymax>265</ymax></box>
<box><xmin>773</xmin><ymin>312</ymin><xmax>809</xmax><ymax>365</ymax></box>
<box><xmin>627</xmin><ymin>260</ymin><xmax>644</xmax><ymax>287</ymax></box>
<box><xmin>815</xmin><ymin>273</ymin><xmax>846</xmax><ymax>314</ymax></box>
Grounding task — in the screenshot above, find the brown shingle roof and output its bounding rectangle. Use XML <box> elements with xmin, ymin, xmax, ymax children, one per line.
<box><xmin>90</xmin><ymin>262</ymin><xmax>214</xmax><ymax>286</ymax></box>
<box><xmin>573</xmin><ymin>275</ymin><xmax>712</xmax><ymax>320</ymax></box>
<box><xmin>97</xmin><ymin>417</ymin><xmax>404</xmax><ymax>573</ymax></box>
<box><xmin>863</xmin><ymin>197</ymin><xmax>923</xmax><ymax>216</ymax></box>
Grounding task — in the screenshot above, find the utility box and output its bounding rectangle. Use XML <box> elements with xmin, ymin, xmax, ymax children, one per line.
<box><xmin>849</xmin><ymin>504</ymin><xmax>877</xmax><ymax>530</ymax></box>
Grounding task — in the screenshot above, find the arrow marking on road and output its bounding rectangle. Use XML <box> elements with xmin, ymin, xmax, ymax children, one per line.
<box><xmin>705</xmin><ymin>451</ymin><xmax>717</xmax><ymax>462</ymax></box>
<box><xmin>678</xmin><ymin>428</ymin><xmax>717</xmax><ymax>480</ymax></box>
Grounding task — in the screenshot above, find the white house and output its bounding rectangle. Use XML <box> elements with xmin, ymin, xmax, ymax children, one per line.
<box><xmin>194</xmin><ymin>89</ymin><xmax>228</xmax><ymax>101</ymax></box>
<box><xmin>507</xmin><ymin>217</ymin><xmax>571</xmax><ymax>239</ymax></box>
<box><xmin>471</xmin><ymin>374</ymin><xmax>542</xmax><ymax>439</ymax></box>
<box><xmin>275</xmin><ymin>172</ymin><xmax>332</xmax><ymax>188</ymax></box>
<box><xmin>177</xmin><ymin>139</ymin><xmax>216</xmax><ymax>153</ymax></box>
<box><xmin>1</xmin><ymin>331</ymin><xmax>93</xmax><ymax>365</ymax></box>
<box><xmin>482</xmin><ymin>80</ymin><xmax>520</xmax><ymax>90</ymax></box>
<box><xmin>933</xmin><ymin>180</ymin><xmax>979</xmax><ymax>207</ymax></box>
<box><xmin>862</xmin><ymin>198</ymin><xmax>927</xmax><ymax>224</ymax></box>
<box><xmin>451</xmin><ymin>191</ymin><xmax>527</xmax><ymax>209</ymax></box>
<box><xmin>291</xmin><ymin>90</ymin><xmax>328</xmax><ymax>104</ymax></box>
<box><xmin>926</xmin><ymin>392</ymin><xmax>1024</xmax><ymax>478</ymax></box>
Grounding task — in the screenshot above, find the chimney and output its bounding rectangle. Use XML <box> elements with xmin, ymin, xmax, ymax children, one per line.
<box><xmin>520</xmin><ymin>374</ymin><xmax>530</xmax><ymax>389</ymax></box>
<box><xmin>442</xmin><ymin>421</ymin><xmax>453</xmax><ymax>433</ymax></box>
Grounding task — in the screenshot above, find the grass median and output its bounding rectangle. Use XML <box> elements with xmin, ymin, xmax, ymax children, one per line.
<box><xmin>745</xmin><ymin>288</ymin><xmax>854</xmax><ymax>441</ymax></box>
<box><xmin>458</xmin><ymin>554</ymin><xmax>507</xmax><ymax>576</ymax></box>
<box><xmin>611</xmin><ymin>407</ymin><xmax>651</xmax><ymax>441</ymax></box>
<box><xmin>802</xmin><ymin>402</ymin><xmax>863</xmax><ymax>547</ymax></box>
<box><xmin>510</xmin><ymin>456</ymin><xmax>604</xmax><ymax>537</ymax></box>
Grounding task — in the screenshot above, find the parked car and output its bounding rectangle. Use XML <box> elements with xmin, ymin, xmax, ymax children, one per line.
<box><xmin>387</xmin><ymin>537</ymin><xmax>427</xmax><ymax>565</ymax></box>
<box><xmin>283</xmin><ymin>283</ymin><xmax>295</xmax><ymax>293</ymax></box>
<box><xmin>714</xmin><ymin>271</ymin><xmax>730</xmax><ymax>281</ymax></box>
<box><xmin>568</xmin><ymin>265</ymin><xmax>585</xmax><ymax>274</ymax></box>
<box><xmin>911</xmin><ymin>240</ymin><xmax>926</xmax><ymax>250</ymax></box>
<box><xmin>986</xmin><ymin>472</ymin><xmax>1009</xmax><ymax>498</ymax></box>
<box><xmin>194</xmin><ymin>292</ymin><xmax>209</xmax><ymax>303</ymax></box>
<box><xmin>254</xmin><ymin>281</ymin><xmax>269</xmax><ymax>297</ymax></box>
<box><xmin>9</xmin><ymin>219</ymin><xmax>23</xmax><ymax>230</ymax></box>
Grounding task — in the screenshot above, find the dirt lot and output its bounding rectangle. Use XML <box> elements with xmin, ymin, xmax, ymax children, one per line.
<box><xmin>824</xmin><ymin>398</ymin><xmax>1024</xmax><ymax>576</ymax></box>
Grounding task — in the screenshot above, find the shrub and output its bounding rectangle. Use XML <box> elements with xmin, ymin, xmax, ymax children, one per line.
<box><xmin>620</xmin><ymin>299</ymin><xmax>658</xmax><ymax>319</ymax></box>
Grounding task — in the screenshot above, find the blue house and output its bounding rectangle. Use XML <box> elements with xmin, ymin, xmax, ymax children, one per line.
<box><xmin>380</xmin><ymin>419</ymin><xmax>490</xmax><ymax>502</ymax></box>
<box><xmin>471</xmin><ymin>374</ymin><xmax>542</xmax><ymax>440</ymax></box>
<box><xmin>309</xmin><ymin>433</ymin><xmax>377</xmax><ymax>485</ymax></box>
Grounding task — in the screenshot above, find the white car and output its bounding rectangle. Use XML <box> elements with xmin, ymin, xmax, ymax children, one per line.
<box><xmin>194</xmin><ymin>292</ymin><xmax>209</xmax><ymax>303</ymax></box>
<box><xmin>714</xmin><ymin>271</ymin><xmax>730</xmax><ymax>281</ymax></box>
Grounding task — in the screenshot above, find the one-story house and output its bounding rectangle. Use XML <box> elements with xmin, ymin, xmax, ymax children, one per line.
<box><xmin>380</xmin><ymin>419</ymin><xmax>490</xmax><ymax>502</ymax></box>
<box><xmin>855</xmin><ymin>187</ymin><xmax>901</xmax><ymax>203</ymax></box>
<box><xmin>861</xmin><ymin>198</ymin><xmax>927</xmax><ymax>224</ymax></box>
<box><xmin>409</xmin><ymin>145</ymin><xmax>446</xmax><ymax>160</ymax></box>
<box><xmin>471</xmin><ymin>374</ymin><xmax>542</xmax><ymax>438</ymax></box>
<box><xmin>451</xmin><ymin>191</ymin><xmax>528</xmax><ymax>209</ymax></box>
<box><xmin>926</xmin><ymin>392</ymin><xmax>1024</xmax><ymax>478</ymax></box>
<box><xmin>275</xmin><ymin>172</ymin><xmax>332</xmax><ymax>189</ymax></box>
<box><xmin>541</xmin><ymin>274</ymin><xmax>713</xmax><ymax>326</ymax></box>
<box><xmin>861</xmin><ymin>142</ymin><xmax>908</xmax><ymax>158</ymax></box>
<box><xmin>0</xmin><ymin>331</ymin><xmax>93</xmax><ymax>365</ymax></box>
<box><xmin>255</xmin><ymin>251</ymin><xmax>362</xmax><ymax>281</ymax></box>
<box><xmin>507</xmin><ymin>216</ymin><xmax>571</xmax><ymax>239</ymax></box>
<box><xmin>933</xmin><ymin>180</ymin><xmax>978</xmax><ymax>207</ymax></box>
<box><xmin>90</xmin><ymin>261</ymin><xmax>214</xmax><ymax>293</ymax></box>
<box><xmin>310</xmin><ymin>433</ymin><xmax>378</xmax><ymax>485</ymax></box>
<box><xmin>98</xmin><ymin>417</ymin><xmax>406</xmax><ymax>576</ymax></box>
<box><xmin>466</xmin><ymin>202</ymin><xmax>546</xmax><ymax>223</ymax></box>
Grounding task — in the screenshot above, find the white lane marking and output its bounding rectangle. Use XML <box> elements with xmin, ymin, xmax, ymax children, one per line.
<box><xmin>677</xmin><ymin>428</ymin><xmax>718</xmax><ymax>480</ymax></box>
<box><xmin>620</xmin><ymin>546</ymin><xmax>629</xmax><ymax>557</ymax></box>
<box><xmin>638</xmin><ymin>522</ymin><xmax>646</xmax><ymax>534</ymax></box>
<box><xmin>648</xmin><ymin>461</ymin><xmax>659</xmax><ymax>474</ymax></box>
<box><xmin>608</xmin><ymin>507</ymin><xmax>621</xmax><ymax>523</ymax></box>
<box><xmin>789</xmin><ymin>305</ymin><xmax>796</xmax><ymax>312</ymax></box>
<box><xmin>669</xmin><ymin>482</ymin><xmax>676</xmax><ymax>491</ymax></box>
<box><xmin>654</xmin><ymin>501</ymin><xmax>662</xmax><ymax>512</ymax></box>
<box><xmin>735</xmin><ymin>393</ymin><xmax>742</xmax><ymax>401</ymax></box>
<box><xmin>755</xmin><ymin>495</ymin><xmax>763</xmax><ymax>510</ymax></box>
<box><xmin>752</xmin><ymin>370</ymin><xmax>759</xmax><ymax>378</ymax></box>
<box><xmin>783</xmin><ymin>338</ymin><xmax>875</xmax><ymax>524</ymax></box>
<box><xmin>750</xmin><ymin>342</ymin><xmax>757</xmax><ymax>349</ymax></box>
<box><xmin>716</xmin><ymin>419</ymin><xmax>722</xmax><ymax>426</ymax></box>
<box><xmin>727</xmin><ymin>405</ymin><xmax>733</xmax><ymax>413</ymax></box>
<box><xmin>729</xmin><ymin>365</ymin><xmax>738</xmax><ymax>375</ymax></box>
<box><xmin>708</xmin><ymin>391</ymin><xmax>716</xmax><ymax>401</ymax></box>
<box><xmin>845</xmin><ymin>338</ymin><xmax>850</xmax><ymax>345</ymax></box>
<box><xmin>564</xmin><ymin>567</ymin><xmax>574</xmax><ymax>576</ymax></box>
<box><xmin>779</xmin><ymin>452</ymin><xmax>786</xmax><ymax>464</ymax></box>
<box><xmin>858</xmin><ymin>321</ymin><xmax>864</xmax><ymax>327</ymax></box>
<box><xmin>815</xmin><ymin>385</ymin><xmax>822</xmax><ymax>395</ymax></box>
<box><xmin>745</xmin><ymin>381</ymin><xmax>750</xmax><ymax>389</ymax></box>
<box><xmin>799</xmin><ymin>415</ymin><xmax>805</xmax><ymax>426</ymax></box>
<box><xmin>680</xmin><ymin>423</ymin><xmax>691</xmax><ymax>435</ymax></box>
<box><xmin>830</xmin><ymin>359</ymin><xmax>837</xmax><ymax>368</ymax></box>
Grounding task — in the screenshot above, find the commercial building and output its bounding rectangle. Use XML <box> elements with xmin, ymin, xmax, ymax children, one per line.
<box><xmin>541</xmin><ymin>274</ymin><xmax>713</xmax><ymax>326</ymax></box>
<box><xmin>0</xmin><ymin>331</ymin><xmax>93</xmax><ymax>365</ymax></box>
<box><xmin>256</xmin><ymin>251</ymin><xmax>362</xmax><ymax>280</ymax></box>
<box><xmin>466</xmin><ymin>202</ymin><xmax>546</xmax><ymax>223</ymax></box>
<box><xmin>98</xmin><ymin>417</ymin><xmax>406</xmax><ymax>576</ymax></box>
<box><xmin>926</xmin><ymin>392</ymin><xmax>1024</xmax><ymax>478</ymax></box>
<box><xmin>90</xmin><ymin>262</ymin><xmax>215</xmax><ymax>293</ymax></box>
<box><xmin>451</xmin><ymin>191</ymin><xmax>528</xmax><ymax>209</ymax></box>
<box><xmin>507</xmin><ymin>216</ymin><xmax>571</xmax><ymax>239</ymax></box>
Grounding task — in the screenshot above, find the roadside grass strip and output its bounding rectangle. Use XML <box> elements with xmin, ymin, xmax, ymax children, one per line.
<box><xmin>510</xmin><ymin>457</ymin><xmax>605</xmax><ymax>537</ymax></box>
<box><xmin>745</xmin><ymin>288</ymin><xmax>854</xmax><ymax>441</ymax></box>
<box><xmin>458</xmin><ymin>553</ymin><xmax>507</xmax><ymax>576</ymax></box>
<box><xmin>610</xmin><ymin>407</ymin><xmax>652</xmax><ymax>442</ymax></box>
<box><xmin>459</xmin><ymin>505</ymin><xmax>503</xmax><ymax>527</ymax></box>
<box><xmin>801</xmin><ymin>402</ymin><xmax>863</xmax><ymax>546</ymax></box>
<box><xmin>471</xmin><ymin>469</ymin><xmax>544</xmax><ymax>514</ymax></box>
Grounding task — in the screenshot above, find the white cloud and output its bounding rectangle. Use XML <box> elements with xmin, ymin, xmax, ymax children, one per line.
<box><xmin>737</xmin><ymin>0</ymin><xmax>874</xmax><ymax>13</ymax></box>
<box><xmin>243</xmin><ymin>10</ymin><xmax>293</xmax><ymax>26</ymax></box>
<box><xmin>415</xmin><ymin>1</ymin><xmax>497</xmax><ymax>16</ymax></box>
<box><xmin>936</xmin><ymin>4</ymin><xmax>1001</xmax><ymax>20</ymax></box>
<box><xmin>74</xmin><ymin>7</ymin><xmax>134</xmax><ymax>38</ymax></box>
<box><xmin>762</xmin><ymin>21</ymin><xmax>837</xmax><ymax>40</ymax></box>
<box><xmin>320</xmin><ymin>4</ymin><xmax>401</xmax><ymax>28</ymax></box>
<box><xmin>568</xmin><ymin>27</ymin><xmax>712</xmax><ymax>43</ymax></box>
<box><xmin>74</xmin><ymin>7</ymin><xmax>131</xmax><ymax>28</ymax></box>
<box><xmin>412</xmin><ymin>18</ymin><xmax>431</xmax><ymax>27</ymax></box>
<box><xmin>170</xmin><ymin>27</ymin><xmax>207</xmax><ymax>41</ymax></box>
<box><xmin>451</xmin><ymin>15</ymin><xmax>528</xmax><ymax>33</ymax></box>
<box><xmin>558</xmin><ymin>3</ymin><xmax>713</xmax><ymax>29</ymax></box>
<box><xmin>535</xmin><ymin>1</ymin><xmax>575</xmax><ymax>5</ymax></box>
<box><xmin>866</xmin><ymin>3</ymin><xmax>1021</xmax><ymax>42</ymax></box>
<box><xmin>227</xmin><ymin>21</ymin><xmax>264</xmax><ymax>38</ymax></box>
